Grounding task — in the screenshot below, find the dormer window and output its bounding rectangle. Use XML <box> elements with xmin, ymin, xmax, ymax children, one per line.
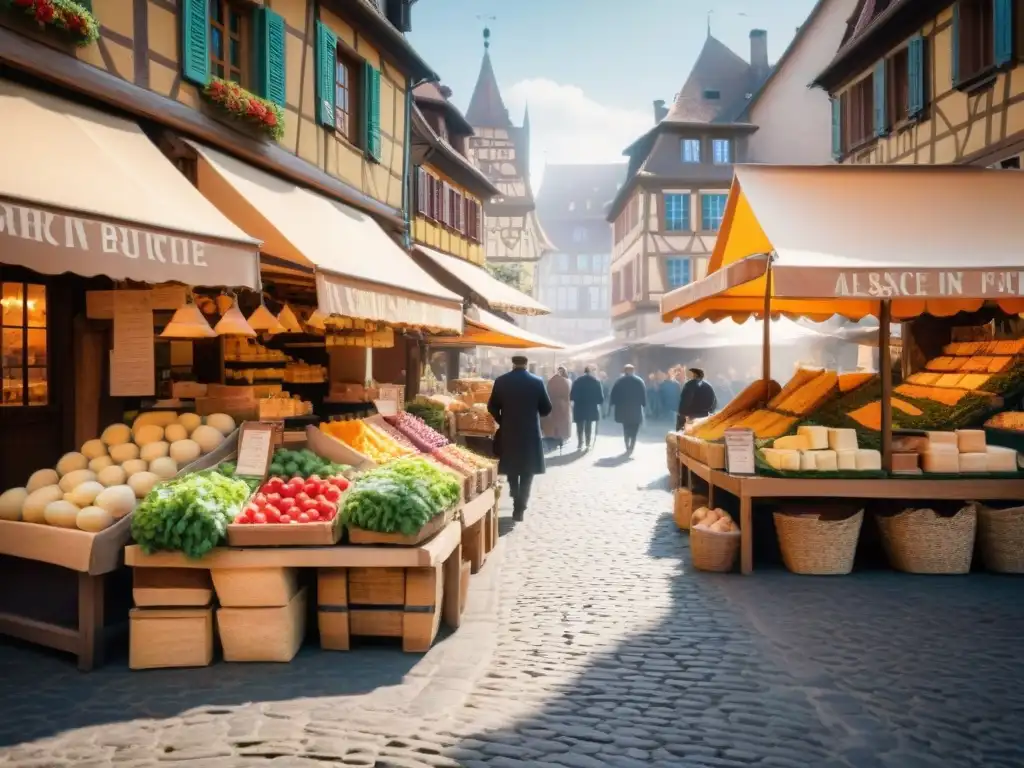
<box><xmin>681</xmin><ymin>138</ymin><xmax>701</xmax><ymax>163</ymax></box>
<box><xmin>712</xmin><ymin>139</ymin><xmax>732</xmax><ymax>164</ymax></box>
<box><xmin>702</xmin><ymin>89</ymin><xmax>721</xmax><ymax>100</ymax></box>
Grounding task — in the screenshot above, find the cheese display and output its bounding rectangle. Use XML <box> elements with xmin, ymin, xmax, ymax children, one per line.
<box><xmin>986</xmin><ymin>445</ymin><xmax>1018</xmax><ymax>472</ymax></box>
<box><xmin>922</xmin><ymin>450</ymin><xmax>958</xmax><ymax>473</ymax></box>
<box><xmin>958</xmin><ymin>453</ymin><xmax>987</xmax><ymax>473</ymax></box>
<box><xmin>837</xmin><ymin>450</ymin><xmax>857</xmax><ymax>471</ymax></box>
<box><xmin>773</xmin><ymin>434</ymin><xmax>811</xmax><ymax>451</ymax></box>
<box><xmin>763</xmin><ymin>428</ymin><xmax>880</xmax><ymax>475</ymax></box>
<box><xmin>797</xmin><ymin>425</ymin><xmax>829</xmax><ymax>450</ymax></box>
<box><xmin>827</xmin><ymin>428</ymin><xmax>858</xmax><ymax>452</ymax></box>
<box><xmin>855</xmin><ymin>449</ymin><xmax>882</xmax><ymax>471</ymax></box>
<box><xmin>956</xmin><ymin>429</ymin><xmax>987</xmax><ymax>453</ymax></box>
<box><xmin>815</xmin><ymin>450</ymin><xmax>839</xmax><ymax>471</ymax></box>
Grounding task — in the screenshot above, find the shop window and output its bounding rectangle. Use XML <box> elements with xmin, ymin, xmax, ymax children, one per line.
<box><xmin>666</xmin><ymin>258</ymin><xmax>692</xmax><ymax>288</ymax></box>
<box><xmin>954</xmin><ymin>0</ymin><xmax>994</xmax><ymax>84</ymax></box>
<box><xmin>210</xmin><ymin>0</ymin><xmax>249</xmax><ymax>85</ymax></box>
<box><xmin>335</xmin><ymin>50</ymin><xmax>360</xmax><ymax>142</ymax></box>
<box><xmin>700</xmin><ymin>193</ymin><xmax>728</xmax><ymax>232</ymax></box>
<box><xmin>840</xmin><ymin>75</ymin><xmax>874</xmax><ymax>151</ymax></box>
<box><xmin>664</xmin><ymin>193</ymin><xmax>690</xmax><ymax>231</ymax></box>
<box><xmin>1</xmin><ymin>282</ymin><xmax>47</xmax><ymax>407</ymax></box>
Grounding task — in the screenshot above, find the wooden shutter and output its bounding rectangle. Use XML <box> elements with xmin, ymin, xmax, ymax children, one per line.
<box><xmin>908</xmin><ymin>35</ymin><xmax>925</xmax><ymax>118</ymax></box>
<box><xmin>830</xmin><ymin>97</ymin><xmax>842</xmax><ymax>160</ymax></box>
<box><xmin>415</xmin><ymin>168</ymin><xmax>425</xmax><ymax>215</ymax></box>
<box><xmin>455</xmin><ymin>191</ymin><xmax>464</xmax><ymax>232</ymax></box>
<box><xmin>362</xmin><ymin>62</ymin><xmax>382</xmax><ymax>162</ymax></box>
<box><xmin>951</xmin><ymin>2</ymin><xmax>961</xmax><ymax>84</ymax></box>
<box><xmin>315</xmin><ymin>21</ymin><xmax>337</xmax><ymax>128</ymax></box>
<box><xmin>433</xmin><ymin>177</ymin><xmax>442</xmax><ymax>221</ymax></box>
<box><xmin>873</xmin><ymin>61</ymin><xmax>887</xmax><ymax>136</ymax></box>
<box><xmin>995</xmin><ymin>0</ymin><xmax>1013</xmax><ymax>66</ymax></box>
<box><xmin>180</xmin><ymin>0</ymin><xmax>210</xmax><ymax>86</ymax></box>
<box><xmin>255</xmin><ymin>8</ymin><xmax>287</xmax><ymax>107</ymax></box>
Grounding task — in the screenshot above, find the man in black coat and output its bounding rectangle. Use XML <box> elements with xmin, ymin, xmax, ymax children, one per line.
<box><xmin>609</xmin><ymin>363</ymin><xmax>647</xmax><ymax>455</ymax></box>
<box><xmin>676</xmin><ymin>367</ymin><xmax>718</xmax><ymax>430</ymax></box>
<box><xmin>487</xmin><ymin>355</ymin><xmax>553</xmax><ymax>521</ymax></box>
<box><xmin>569</xmin><ymin>365</ymin><xmax>604</xmax><ymax>452</ymax></box>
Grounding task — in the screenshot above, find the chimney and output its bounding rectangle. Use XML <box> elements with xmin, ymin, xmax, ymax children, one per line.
<box><xmin>750</xmin><ymin>29</ymin><xmax>769</xmax><ymax>80</ymax></box>
<box><xmin>653</xmin><ymin>99</ymin><xmax>669</xmax><ymax>123</ymax></box>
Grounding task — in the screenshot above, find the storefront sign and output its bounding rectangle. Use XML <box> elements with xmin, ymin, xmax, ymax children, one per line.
<box><xmin>829</xmin><ymin>270</ymin><xmax>1024</xmax><ymax>299</ymax></box>
<box><xmin>0</xmin><ymin>200</ymin><xmax>259</xmax><ymax>289</ymax></box>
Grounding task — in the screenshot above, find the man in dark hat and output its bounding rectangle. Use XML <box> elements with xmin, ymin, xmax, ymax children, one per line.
<box><xmin>487</xmin><ymin>355</ymin><xmax>552</xmax><ymax>521</ymax></box>
<box><xmin>676</xmin><ymin>367</ymin><xmax>718</xmax><ymax>429</ymax></box>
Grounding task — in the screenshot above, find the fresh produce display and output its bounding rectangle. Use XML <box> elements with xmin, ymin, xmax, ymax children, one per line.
<box><xmin>341</xmin><ymin>457</ymin><xmax>460</xmax><ymax>534</ymax></box>
<box><xmin>405</xmin><ymin>399</ymin><xmax>446</xmax><ymax>433</ymax></box>
<box><xmin>131</xmin><ymin>471</ymin><xmax>251</xmax><ymax>558</ymax></box>
<box><xmin>233</xmin><ymin>472</ymin><xmax>350</xmax><ymax>526</ymax></box>
<box><xmin>431</xmin><ymin>446</ymin><xmax>477</xmax><ymax>477</ymax></box>
<box><xmin>320</xmin><ymin>419</ymin><xmax>416</xmax><ymax>464</ymax></box>
<box><xmin>263</xmin><ymin>448</ymin><xmax>353</xmax><ymax>480</ymax></box>
<box><xmin>385</xmin><ymin>411</ymin><xmax>449</xmax><ymax>451</ymax></box>
<box><xmin>365</xmin><ymin>418</ymin><xmax>419</xmax><ymax>452</ymax></box>
<box><xmin>446</xmin><ymin>444</ymin><xmax>496</xmax><ymax>470</ymax></box>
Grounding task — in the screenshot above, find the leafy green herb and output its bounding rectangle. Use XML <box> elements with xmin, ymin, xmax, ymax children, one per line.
<box><xmin>341</xmin><ymin>457</ymin><xmax>460</xmax><ymax>534</ymax></box>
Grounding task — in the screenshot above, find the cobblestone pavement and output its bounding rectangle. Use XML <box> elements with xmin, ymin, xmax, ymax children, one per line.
<box><xmin>1</xmin><ymin>423</ymin><xmax>1022</xmax><ymax>768</ymax></box>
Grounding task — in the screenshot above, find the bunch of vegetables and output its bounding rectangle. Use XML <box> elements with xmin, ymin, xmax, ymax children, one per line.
<box><xmin>320</xmin><ymin>420</ymin><xmax>416</xmax><ymax>464</ymax></box>
<box><xmin>405</xmin><ymin>400</ymin><xmax>446</xmax><ymax>433</ymax></box>
<box><xmin>263</xmin><ymin>448</ymin><xmax>352</xmax><ymax>480</ymax></box>
<box><xmin>431</xmin><ymin>446</ymin><xmax>478</xmax><ymax>477</ymax></box>
<box><xmin>366</xmin><ymin>419</ymin><xmax>419</xmax><ymax>452</ymax></box>
<box><xmin>385</xmin><ymin>411</ymin><xmax>449</xmax><ymax>451</ymax></box>
<box><xmin>131</xmin><ymin>470</ymin><xmax>251</xmax><ymax>558</ymax></box>
<box><xmin>234</xmin><ymin>473</ymin><xmax>349</xmax><ymax>525</ymax></box>
<box><xmin>341</xmin><ymin>457</ymin><xmax>460</xmax><ymax>534</ymax></box>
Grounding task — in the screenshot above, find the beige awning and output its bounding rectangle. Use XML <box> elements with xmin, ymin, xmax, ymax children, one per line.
<box><xmin>0</xmin><ymin>80</ymin><xmax>260</xmax><ymax>288</ymax></box>
<box><xmin>190</xmin><ymin>142</ymin><xmax>464</xmax><ymax>332</ymax></box>
<box><xmin>426</xmin><ymin>307</ymin><xmax>563</xmax><ymax>349</ymax></box>
<box><xmin>661</xmin><ymin>164</ymin><xmax>1024</xmax><ymax>322</ymax></box>
<box><xmin>413</xmin><ymin>245</ymin><xmax>549</xmax><ymax>315</ymax></box>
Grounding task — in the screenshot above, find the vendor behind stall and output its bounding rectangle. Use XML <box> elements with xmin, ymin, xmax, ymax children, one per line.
<box><xmin>676</xmin><ymin>367</ymin><xmax>717</xmax><ymax>430</ymax></box>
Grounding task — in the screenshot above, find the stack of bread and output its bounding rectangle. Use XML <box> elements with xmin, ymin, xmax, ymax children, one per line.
<box><xmin>690</xmin><ymin>506</ymin><xmax>738</xmax><ymax>533</ymax></box>
<box><xmin>764</xmin><ymin>426</ymin><xmax>882</xmax><ymax>473</ymax></box>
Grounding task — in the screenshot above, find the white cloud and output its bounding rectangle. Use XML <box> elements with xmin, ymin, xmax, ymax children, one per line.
<box><xmin>503</xmin><ymin>79</ymin><xmax>649</xmax><ymax>193</ymax></box>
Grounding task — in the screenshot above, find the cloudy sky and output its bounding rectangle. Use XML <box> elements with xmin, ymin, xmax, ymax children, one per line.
<box><xmin>409</xmin><ymin>0</ymin><xmax>819</xmax><ymax>190</ymax></box>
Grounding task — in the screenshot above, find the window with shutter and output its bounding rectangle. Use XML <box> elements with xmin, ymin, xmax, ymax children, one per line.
<box><xmin>454</xmin><ymin>191</ymin><xmax>464</xmax><ymax>232</ymax></box>
<box><xmin>433</xmin><ymin>177</ymin><xmax>443</xmax><ymax>221</ymax></box>
<box><xmin>873</xmin><ymin>60</ymin><xmax>887</xmax><ymax>136</ymax></box>
<box><xmin>907</xmin><ymin>36</ymin><xmax>925</xmax><ymax>118</ymax></box>
<box><xmin>335</xmin><ymin>51</ymin><xmax>360</xmax><ymax>141</ymax></box>
<box><xmin>415</xmin><ymin>168</ymin><xmax>426</xmax><ymax>215</ymax></box>
<box><xmin>953</xmin><ymin>0</ymin><xmax>994</xmax><ymax>85</ymax></box>
<box><xmin>994</xmin><ymin>0</ymin><xmax>1013</xmax><ymax>66</ymax></box>
<box><xmin>362</xmin><ymin>63</ymin><xmax>382</xmax><ymax>162</ymax></box>
<box><xmin>840</xmin><ymin>76</ymin><xmax>874</xmax><ymax>151</ymax></box>
<box><xmin>315</xmin><ymin>22</ymin><xmax>337</xmax><ymax>128</ymax></box>
<box><xmin>209</xmin><ymin>1</ymin><xmax>250</xmax><ymax>85</ymax></box>
<box><xmin>180</xmin><ymin>0</ymin><xmax>210</xmax><ymax>86</ymax></box>
<box><xmin>254</xmin><ymin>8</ymin><xmax>286</xmax><ymax>107</ymax></box>
<box><xmin>830</xmin><ymin>97</ymin><xmax>842</xmax><ymax>159</ymax></box>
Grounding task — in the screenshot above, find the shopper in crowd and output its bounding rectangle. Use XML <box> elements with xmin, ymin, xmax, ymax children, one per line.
<box><xmin>570</xmin><ymin>365</ymin><xmax>604</xmax><ymax>452</ymax></box>
<box><xmin>610</xmin><ymin>363</ymin><xmax>647</xmax><ymax>456</ymax></box>
<box><xmin>646</xmin><ymin>373</ymin><xmax>661</xmax><ymax>419</ymax></box>
<box><xmin>542</xmin><ymin>366</ymin><xmax>572</xmax><ymax>451</ymax></box>
<box><xmin>659</xmin><ymin>370</ymin><xmax>682</xmax><ymax>423</ymax></box>
<box><xmin>487</xmin><ymin>355</ymin><xmax>552</xmax><ymax>521</ymax></box>
<box><xmin>676</xmin><ymin>367</ymin><xmax>718</xmax><ymax>430</ymax></box>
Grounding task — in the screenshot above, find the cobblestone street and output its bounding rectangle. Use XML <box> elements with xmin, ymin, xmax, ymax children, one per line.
<box><xmin>1</xmin><ymin>424</ymin><xmax>1022</xmax><ymax>768</ymax></box>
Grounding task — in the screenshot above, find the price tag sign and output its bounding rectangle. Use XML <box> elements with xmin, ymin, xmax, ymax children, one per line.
<box><xmin>235</xmin><ymin>422</ymin><xmax>276</xmax><ymax>478</ymax></box>
<box><xmin>724</xmin><ymin>428</ymin><xmax>756</xmax><ymax>475</ymax></box>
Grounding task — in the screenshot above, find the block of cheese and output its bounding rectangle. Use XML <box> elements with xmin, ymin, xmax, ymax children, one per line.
<box><xmin>891</xmin><ymin>452</ymin><xmax>920</xmax><ymax>473</ymax></box>
<box><xmin>837</xmin><ymin>450</ymin><xmax>858</xmax><ymax>471</ymax></box>
<box><xmin>797</xmin><ymin>425</ymin><xmax>829</xmax><ymax>450</ymax></box>
<box><xmin>761</xmin><ymin>448</ymin><xmax>783</xmax><ymax>470</ymax></box>
<box><xmin>779</xmin><ymin>450</ymin><xmax>801</xmax><ymax>471</ymax></box>
<box><xmin>986</xmin><ymin>445</ymin><xmax>1018</xmax><ymax>472</ymax></box>
<box><xmin>956</xmin><ymin>429</ymin><xmax>986</xmax><ymax>453</ymax></box>
<box><xmin>922</xmin><ymin>450</ymin><xmax>959</xmax><ymax>473</ymax></box>
<box><xmin>814</xmin><ymin>449</ymin><xmax>838</xmax><ymax>471</ymax></box>
<box><xmin>827</xmin><ymin>428</ymin><xmax>858</xmax><ymax>452</ymax></box>
<box><xmin>799</xmin><ymin>451</ymin><xmax>817</xmax><ymax>471</ymax></box>
<box><xmin>855</xmin><ymin>449</ymin><xmax>882</xmax><ymax>471</ymax></box>
<box><xmin>958</xmin><ymin>452</ymin><xmax>987</xmax><ymax>473</ymax></box>
<box><xmin>925</xmin><ymin>442</ymin><xmax>958</xmax><ymax>454</ymax></box>
<box><xmin>773</xmin><ymin>434</ymin><xmax>811</xmax><ymax>451</ymax></box>
<box><xmin>927</xmin><ymin>431</ymin><xmax>958</xmax><ymax>446</ymax></box>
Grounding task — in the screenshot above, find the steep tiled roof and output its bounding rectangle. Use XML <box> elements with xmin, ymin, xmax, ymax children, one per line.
<box><xmin>665</xmin><ymin>35</ymin><xmax>761</xmax><ymax>124</ymax></box>
<box><xmin>466</xmin><ymin>51</ymin><xmax>512</xmax><ymax>128</ymax></box>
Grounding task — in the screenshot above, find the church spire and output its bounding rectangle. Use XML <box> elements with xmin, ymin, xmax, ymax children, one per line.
<box><xmin>465</xmin><ymin>27</ymin><xmax>512</xmax><ymax>128</ymax></box>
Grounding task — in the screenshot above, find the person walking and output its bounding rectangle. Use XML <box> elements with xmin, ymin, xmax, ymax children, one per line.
<box><xmin>610</xmin><ymin>363</ymin><xmax>647</xmax><ymax>455</ymax></box>
<box><xmin>659</xmin><ymin>370</ymin><xmax>682</xmax><ymax>423</ymax></box>
<box><xmin>570</xmin><ymin>365</ymin><xmax>604</xmax><ymax>451</ymax></box>
<box><xmin>488</xmin><ymin>355</ymin><xmax>553</xmax><ymax>521</ymax></box>
<box><xmin>676</xmin><ymin>367</ymin><xmax>718</xmax><ymax>430</ymax></box>
<box><xmin>541</xmin><ymin>366</ymin><xmax>572</xmax><ymax>451</ymax></box>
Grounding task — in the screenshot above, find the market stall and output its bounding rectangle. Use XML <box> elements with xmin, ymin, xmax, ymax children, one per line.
<box><xmin>661</xmin><ymin>164</ymin><xmax>1024</xmax><ymax>576</ymax></box>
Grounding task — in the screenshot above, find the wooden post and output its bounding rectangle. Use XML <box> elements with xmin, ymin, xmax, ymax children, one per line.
<box><xmin>879</xmin><ymin>300</ymin><xmax>893</xmax><ymax>472</ymax></box>
<box><xmin>761</xmin><ymin>265</ymin><xmax>772</xmax><ymax>383</ymax></box>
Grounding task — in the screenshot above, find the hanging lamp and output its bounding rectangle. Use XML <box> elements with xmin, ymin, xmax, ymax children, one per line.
<box><xmin>214</xmin><ymin>294</ymin><xmax>257</xmax><ymax>336</ymax></box>
<box><xmin>247</xmin><ymin>301</ymin><xmax>284</xmax><ymax>332</ymax></box>
<box><xmin>305</xmin><ymin>309</ymin><xmax>328</xmax><ymax>331</ymax></box>
<box><xmin>277</xmin><ymin>304</ymin><xmax>303</xmax><ymax>333</ymax></box>
<box><xmin>160</xmin><ymin>294</ymin><xmax>217</xmax><ymax>339</ymax></box>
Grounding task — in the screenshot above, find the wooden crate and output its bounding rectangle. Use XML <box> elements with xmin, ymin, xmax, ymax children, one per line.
<box><xmin>316</xmin><ymin>568</ymin><xmax>349</xmax><ymax>651</ymax></box>
<box><xmin>217</xmin><ymin>587</ymin><xmax>307</xmax><ymax>662</ymax></box>
<box><xmin>404</xmin><ymin>564</ymin><xmax>443</xmax><ymax>652</ymax></box>
<box><xmin>226</xmin><ymin>514</ymin><xmax>343</xmax><ymax>547</ymax></box>
<box><xmin>347</xmin><ymin>510</ymin><xmax>450</xmax><ymax>546</ymax></box>
<box><xmin>129</xmin><ymin>606</ymin><xmax>214</xmax><ymax>670</ymax></box>
<box><xmin>211</xmin><ymin>566</ymin><xmax>299</xmax><ymax>607</ymax></box>
<box><xmin>348</xmin><ymin>567</ymin><xmax>405</xmax><ymax>638</ymax></box>
<box><xmin>133</xmin><ymin>568</ymin><xmax>213</xmax><ymax>608</ymax></box>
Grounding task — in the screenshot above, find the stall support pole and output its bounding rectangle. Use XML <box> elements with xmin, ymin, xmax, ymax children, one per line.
<box><xmin>761</xmin><ymin>266</ymin><xmax>773</xmax><ymax>383</ymax></box>
<box><xmin>879</xmin><ymin>300</ymin><xmax>893</xmax><ymax>471</ymax></box>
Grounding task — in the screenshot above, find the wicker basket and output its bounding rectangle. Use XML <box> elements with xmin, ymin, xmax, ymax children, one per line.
<box><xmin>876</xmin><ymin>505</ymin><xmax>977</xmax><ymax>574</ymax></box>
<box><xmin>773</xmin><ymin>509</ymin><xmax>863</xmax><ymax>575</ymax></box>
<box><xmin>672</xmin><ymin>489</ymin><xmax>708</xmax><ymax>531</ymax></box>
<box><xmin>976</xmin><ymin>504</ymin><xmax>1024</xmax><ymax>574</ymax></box>
<box><xmin>690</xmin><ymin>526</ymin><xmax>740</xmax><ymax>572</ymax></box>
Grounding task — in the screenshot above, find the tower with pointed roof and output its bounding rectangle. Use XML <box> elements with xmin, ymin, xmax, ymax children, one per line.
<box><xmin>464</xmin><ymin>29</ymin><xmax>553</xmax><ymax>297</ymax></box>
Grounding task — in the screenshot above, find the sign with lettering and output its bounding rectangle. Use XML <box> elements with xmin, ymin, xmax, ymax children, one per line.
<box><xmin>774</xmin><ymin>267</ymin><xmax>1024</xmax><ymax>300</ymax></box>
<box><xmin>0</xmin><ymin>199</ymin><xmax>259</xmax><ymax>289</ymax></box>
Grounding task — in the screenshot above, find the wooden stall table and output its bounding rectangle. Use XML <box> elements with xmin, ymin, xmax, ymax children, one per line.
<box><xmin>679</xmin><ymin>453</ymin><xmax>1024</xmax><ymax>575</ymax></box>
<box><xmin>460</xmin><ymin>490</ymin><xmax>496</xmax><ymax>573</ymax></box>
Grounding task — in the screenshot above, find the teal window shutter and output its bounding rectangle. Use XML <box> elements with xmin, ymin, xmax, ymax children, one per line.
<box><xmin>994</xmin><ymin>0</ymin><xmax>1013</xmax><ymax>66</ymax></box>
<box><xmin>180</xmin><ymin>0</ymin><xmax>210</xmax><ymax>86</ymax></box>
<box><xmin>362</xmin><ymin>62</ymin><xmax>382</xmax><ymax>162</ymax></box>
<box><xmin>830</xmin><ymin>97</ymin><xmax>842</xmax><ymax>159</ymax></box>
<box><xmin>315</xmin><ymin>21</ymin><xmax>337</xmax><ymax>128</ymax></box>
<box><xmin>951</xmin><ymin>3</ymin><xmax>961</xmax><ymax>84</ymax></box>
<box><xmin>254</xmin><ymin>8</ymin><xmax>287</xmax><ymax>107</ymax></box>
<box><xmin>908</xmin><ymin>35</ymin><xmax>925</xmax><ymax>118</ymax></box>
<box><xmin>873</xmin><ymin>61</ymin><xmax>887</xmax><ymax>136</ymax></box>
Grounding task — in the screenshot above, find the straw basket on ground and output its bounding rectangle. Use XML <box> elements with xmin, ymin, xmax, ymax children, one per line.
<box><xmin>773</xmin><ymin>509</ymin><xmax>863</xmax><ymax>575</ymax></box>
<box><xmin>876</xmin><ymin>505</ymin><xmax>977</xmax><ymax>574</ymax></box>
<box><xmin>976</xmin><ymin>504</ymin><xmax>1024</xmax><ymax>573</ymax></box>
<box><xmin>690</xmin><ymin>527</ymin><xmax>740</xmax><ymax>572</ymax></box>
<box><xmin>672</xmin><ymin>489</ymin><xmax>708</xmax><ymax>531</ymax></box>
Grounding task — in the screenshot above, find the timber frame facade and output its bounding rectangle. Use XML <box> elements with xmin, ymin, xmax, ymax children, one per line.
<box><xmin>816</xmin><ymin>0</ymin><xmax>1024</xmax><ymax>168</ymax></box>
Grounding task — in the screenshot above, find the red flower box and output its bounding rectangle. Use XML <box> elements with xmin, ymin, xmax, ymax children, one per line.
<box><xmin>202</xmin><ymin>78</ymin><xmax>285</xmax><ymax>141</ymax></box>
<box><xmin>2</xmin><ymin>0</ymin><xmax>99</xmax><ymax>46</ymax></box>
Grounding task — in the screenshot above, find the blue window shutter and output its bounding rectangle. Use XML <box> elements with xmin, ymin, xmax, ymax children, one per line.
<box><xmin>951</xmin><ymin>3</ymin><xmax>961</xmax><ymax>84</ymax></box>
<box><xmin>180</xmin><ymin>0</ymin><xmax>210</xmax><ymax>86</ymax></box>
<box><xmin>908</xmin><ymin>35</ymin><xmax>925</xmax><ymax>118</ymax></box>
<box><xmin>254</xmin><ymin>8</ymin><xmax>287</xmax><ymax>107</ymax></box>
<box><xmin>995</xmin><ymin>0</ymin><xmax>1013</xmax><ymax>66</ymax></box>
<box><xmin>315</xmin><ymin>21</ymin><xmax>337</xmax><ymax>128</ymax></box>
<box><xmin>873</xmin><ymin>60</ymin><xmax>887</xmax><ymax>136</ymax></box>
<box><xmin>362</xmin><ymin>62</ymin><xmax>382</xmax><ymax>162</ymax></box>
<box><xmin>830</xmin><ymin>97</ymin><xmax>842</xmax><ymax>159</ymax></box>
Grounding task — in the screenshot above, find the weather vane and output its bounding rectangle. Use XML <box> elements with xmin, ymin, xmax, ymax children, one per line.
<box><xmin>477</xmin><ymin>14</ymin><xmax>496</xmax><ymax>49</ymax></box>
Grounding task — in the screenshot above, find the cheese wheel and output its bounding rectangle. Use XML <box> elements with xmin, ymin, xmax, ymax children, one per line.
<box><xmin>796</xmin><ymin>425</ymin><xmax>829</xmax><ymax>450</ymax></box>
<box><xmin>827</xmin><ymin>428</ymin><xmax>858</xmax><ymax>452</ymax></box>
<box><xmin>956</xmin><ymin>429</ymin><xmax>986</xmax><ymax>453</ymax></box>
<box><xmin>837</xmin><ymin>450</ymin><xmax>857</xmax><ymax>471</ymax></box>
<box><xmin>815</xmin><ymin>450</ymin><xmax>838</xmax><ymax>471</ymax></box>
